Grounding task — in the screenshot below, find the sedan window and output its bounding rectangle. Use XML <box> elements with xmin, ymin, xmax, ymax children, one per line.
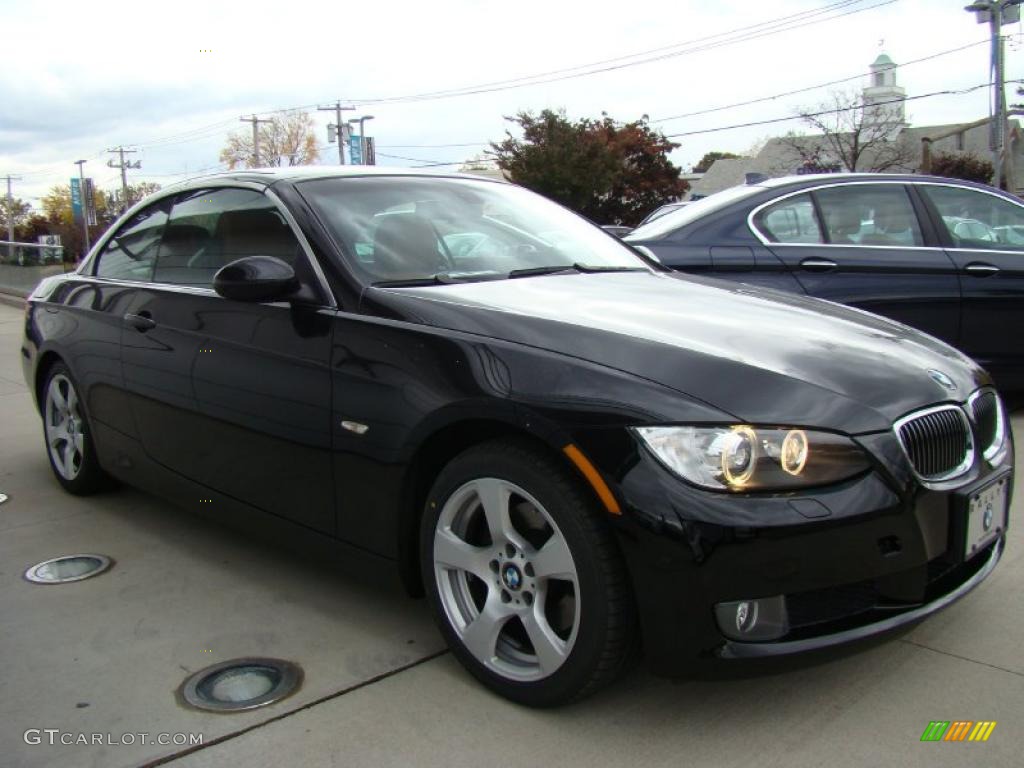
<box><xmin>153</xmin><ymin>188</ymin><xmax>304</xmax><ymax>287</ymax></box>
<box><xmin>94</xmin><ymin>202</ymin><xmax>169</xmax><ymax>281</ymax></box>
<box><xmin>921</xmin><ymin>185</ymin><xmax>1024</xmax><ymax>252</ymax></box>
<box><xmin>814</xmin><ymin>184</ymin><xmax>923</xmax><ymax>247</ymax></box>
<box><xmin>754</xmin><ymin>193</ymin><xmax>823</xmax><ymax>244</ymax></box>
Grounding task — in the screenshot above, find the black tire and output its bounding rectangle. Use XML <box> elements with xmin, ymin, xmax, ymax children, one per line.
<box><xmin>420</xmin><ymin>438</ymin><xmax>636</xmax><ymax>706</ymax></box>
<box><xmin>40</xmin><ymin>362</ymin><xmax>113</xmax><ymax>495</ymax></box>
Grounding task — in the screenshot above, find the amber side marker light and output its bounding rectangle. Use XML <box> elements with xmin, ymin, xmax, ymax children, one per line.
<box><xmin>563</xmin><ymin>444</ymin><xmax>621</xmax><ymax>515</ymax></box>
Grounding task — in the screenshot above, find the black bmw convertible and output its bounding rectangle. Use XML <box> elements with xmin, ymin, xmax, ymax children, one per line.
<box><xmin>21</xmin><ymin>168</ymin><xmax>1013</xmax><ymax>706</ymax></box>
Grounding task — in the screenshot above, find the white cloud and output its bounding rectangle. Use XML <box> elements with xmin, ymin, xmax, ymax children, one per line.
<box><xmin>2</xmin><ymin>0</ymin><xmax>1018</xmax><ymax>205</ymax></box>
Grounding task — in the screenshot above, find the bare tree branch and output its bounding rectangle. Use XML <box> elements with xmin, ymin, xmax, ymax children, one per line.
<box><xmin>220</xmin><ymin>111</ymin><xmax>321</xmax><ymax>169</ymax></box>
<box><xmin>781</xmin><ymin>89</ymin><xmax>916</xmax><ymax>173</ymax></box>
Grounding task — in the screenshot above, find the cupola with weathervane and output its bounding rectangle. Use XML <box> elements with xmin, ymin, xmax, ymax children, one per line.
<box><xmin>862</xmin><ymin>52</ymin><xmax>907</xmax><ymax>137</ymax></box>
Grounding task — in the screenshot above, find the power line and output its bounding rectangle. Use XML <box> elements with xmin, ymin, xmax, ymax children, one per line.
<box><xmin>649</xmin><ymin>38</ymin><xmax>991</xmax><ymax>124</ymax></box>
<box><xmin>379</xmin><ymin>142</ymin><xmax>490</xmax><ymax>149</ymax></box>
<box><xmin>662</xmin><ymin>82</ymin><xmax>1008</xmax><ymax>138</ymax></box>
<box><xmin>133</xmin><ymin>117</ymin><xmax>243</xmax><ymax>149</ymax></box>
<box><xmin>10</xmin><ymin>1</ymin><xmax>896</xmax><ymax>163</ymax></box>
<box><xmin>344</xmin><ymin>1</ymin><xmax>887</xmax><ymax>105</ymax></box>
<box><xmin>237</xmin><ymin>0</ymin><xmax>895</xmax><ymax>120</ymax></box>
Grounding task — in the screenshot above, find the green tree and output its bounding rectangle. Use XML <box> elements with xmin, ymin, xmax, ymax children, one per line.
<box><xmin>490</xmin><ymin>109</ymin><xmax>688</xmax><ymax>226</ymax></box>
<box><xmin>42</xmin><ymin>184</ymin><xmax>110</xmax><ymax>227</ymax></box>
<box><xmin>15</xmin><ymin>214</ymin><xmax>51</xmax><ymax>243</ymax></box>
<box><xmin>220</xmin><ymin>111</ymin><xmax>320</xmax><ymax>169</ymax></box>
<box><xmin>693</xmin><ymin>151</ymin><xmax>741</xmax><ymax>173</ymax></box>
<box><xmin>41</xmin><ymin>183</ymin><xmax>125</xmax><ymax>260</ymax></box>
<box><xmin>930</xmin><ymin>152</ymin><xmax>994</xmax><ymax>184</ymax></box>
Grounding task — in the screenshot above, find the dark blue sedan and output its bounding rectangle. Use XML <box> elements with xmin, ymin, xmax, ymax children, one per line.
<box><xmin>625</xmin><ymin>173</ymin><xmax>1024</xmax><ymax>391</ymax></box>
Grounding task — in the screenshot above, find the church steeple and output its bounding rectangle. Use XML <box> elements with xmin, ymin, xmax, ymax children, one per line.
<box><xmin>862</xmin><ymin>52</ymin><xmax>907</xmax><ymax>136</ymax></box>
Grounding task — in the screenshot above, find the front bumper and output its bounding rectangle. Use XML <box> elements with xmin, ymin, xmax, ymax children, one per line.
<box><xmin>601</xmin><ymin>427</ymin><xmax>1013</xmax><ymax>676</ymax></box>
<box><xmin>719</xmin><ymin>537</ymin><xmax>1002</xmax><ymax>658</ymax></box>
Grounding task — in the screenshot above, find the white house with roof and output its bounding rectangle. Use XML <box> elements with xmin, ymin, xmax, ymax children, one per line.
<box><xmin>687</xmin><ymin>52</ymin><xmax>1023</xmax><ymax>199</ymax></box>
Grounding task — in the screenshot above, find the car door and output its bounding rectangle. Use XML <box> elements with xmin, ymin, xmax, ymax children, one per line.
<box><xmin>62</xmin><ymin>199</ymin><xmax>171</xmax><ymax>440</ymax></box>
<box><xmin>917</xmin><ymin>182</ymin><xmax>1024</xmax><ymax>389</ymax></box>
<box><xmin>752</xmin><ymin>183</ymin><xmax>962</xmax><ymax>347</ymax></box>
<box><xmin>119</xmin><ymin>185</ymin><xmax>337</xmax><ymax>533</ymax></box>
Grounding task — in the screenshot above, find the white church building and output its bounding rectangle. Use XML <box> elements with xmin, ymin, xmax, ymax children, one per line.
<box><xmin>688</xmin><ymin>52</ymin><xmax>1024</xmax><ymax>198</ymax></box>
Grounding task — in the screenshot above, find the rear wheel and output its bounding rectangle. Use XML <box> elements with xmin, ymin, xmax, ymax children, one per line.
<box><xmin>421</xmin><ymin>439</ymin><xmax>635</xmax><ymax>706</ymax></box>
<box><xmin>42</xmin><ymin>363</ymin><xmax>111</xmax><ymax>495</ymax></box>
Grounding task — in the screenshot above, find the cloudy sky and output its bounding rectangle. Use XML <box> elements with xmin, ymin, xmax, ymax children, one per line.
<box><xmin>2</xmin><ymin>0</ymin><xmax>1020</xmax><ymax>208</ymax></box>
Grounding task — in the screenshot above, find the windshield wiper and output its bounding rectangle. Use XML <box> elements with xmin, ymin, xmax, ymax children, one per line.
<box><xmin>508</xmin><ymin>263</ymin><xmax>647</xmax><ymax>279</ymax></box>
<box><xmin>507</xmin><ymin>265</ymin><xmax>580</xmax><ymax>279</ymax></box>
<box><xmin>372</xmin><ymin>271</ymin><xmax>503</xmax><ymax>288</ymax></box>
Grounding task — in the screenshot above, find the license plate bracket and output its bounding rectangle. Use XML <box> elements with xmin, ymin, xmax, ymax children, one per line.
<box><xmin>950</xmin><ymin>473</ymin><xmax>1010</xmax><ymax>563</ymax></box>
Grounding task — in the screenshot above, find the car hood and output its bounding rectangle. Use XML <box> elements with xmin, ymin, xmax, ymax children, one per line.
<box><xmin>366</xmin><ymin>271</ymin><xmax>987</xmax><ymax>433</ymax></box>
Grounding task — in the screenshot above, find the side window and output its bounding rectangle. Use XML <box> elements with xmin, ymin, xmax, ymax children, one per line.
<box><xmin>94</xmin><ymin>202</ymin><xmax>169</xmax><ymax>281</ymax></box>
<box><xmin>755</xmin><ymin>193</ymin><xmax>823</xmax><ymax>244</ymax></box>
<box><xmin>152</xmin><ymin>188</ymin><xmax>305</xmax><ymax>287</ymax></box>
<box><xmin>921</xmin><ymin>185</ymin><xmax>1024</xmax><ymax>251</ymax></box>
<box><xmin>815</xmin><ymin>185</ymin><xmax>923</xmax><ymax>247</ymax></box>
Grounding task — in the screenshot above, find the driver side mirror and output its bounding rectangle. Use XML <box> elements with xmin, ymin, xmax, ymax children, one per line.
<box><xmin>213</xmin><ymin>256</ymin><xmax>300</xmax><ymax>302</ymax></box>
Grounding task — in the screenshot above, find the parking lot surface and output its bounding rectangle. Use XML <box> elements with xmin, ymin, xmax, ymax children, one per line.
<box><xmin>1</xmin><ymin>301</ymin><xmax>1021</xmax><ymax>768</ymax></box>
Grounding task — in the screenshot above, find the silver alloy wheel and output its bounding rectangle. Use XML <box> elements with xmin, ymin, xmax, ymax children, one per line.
<box><xmin>433</xmin><ymin>477</ymin><xmax>580</xmax><ymax>682</ymax></box>
<box><xmin>44</xmin><ymin>374</ymin><xmax>85</xmax><ymax>481</ymax></box>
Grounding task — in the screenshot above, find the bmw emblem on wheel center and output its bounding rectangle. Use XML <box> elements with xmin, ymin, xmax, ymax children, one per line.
<box><xmin>501</xmin><ymin>563</ymin><xmax>523</xmax><ymax>591</ymax></box>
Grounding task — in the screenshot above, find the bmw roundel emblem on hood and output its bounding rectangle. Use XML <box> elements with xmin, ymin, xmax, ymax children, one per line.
<box><xmin>927</xmin><ymin>369</ymin><xmax>956</xmax><ymax>391</ymax></box>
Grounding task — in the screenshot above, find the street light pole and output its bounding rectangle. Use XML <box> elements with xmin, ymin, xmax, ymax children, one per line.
<box><xmin>74</xmin><ymin>160</ymin><xmax>91</xmax><ymax>258</ymax></box>
<box><xmin>348</xmin><ymin>116</ymin><xmax>375</xmax><ymax>165</ymax></box>
<box><xmin>965</xmin><ymin>0</ymin><xmax>1022</xmax><ymax>189</ymax></box>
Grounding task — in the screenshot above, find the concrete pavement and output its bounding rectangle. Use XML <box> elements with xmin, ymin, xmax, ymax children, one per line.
<box><xmin>0</xmin><ymin>301</ymin><xmax>1020</xmax><ymax>768</ymax></box>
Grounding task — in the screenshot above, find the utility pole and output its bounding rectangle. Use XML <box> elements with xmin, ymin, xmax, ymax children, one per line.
<box><xmin>318</xmin><ymin>102</ymin><xmax>355</xmax><ymax>164</ymax></box>
<box><xmin>107</xmin><ymin>146</ymin><xmax>141</xmax><ymax>213</ymax></box>
<box><xmin>965</xmin><ymin>0</ymin><xmax>1022</xmax><ymax>189</ymax></box>
<box><xmin>3</xmin><ymin>174</ymin><xmax>21</xmax><ymax>261</ymax></box>
<box><xmin>74</xmin><ymin>160</ymin><xmax>91</xmax><ymax>257</ymax></box>
<box><xmin>240</xmin><ymin>114</ymin><xmax>274</xmax><ymax>168</ymax></box>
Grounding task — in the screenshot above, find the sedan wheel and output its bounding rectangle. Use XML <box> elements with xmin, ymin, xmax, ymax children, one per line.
<box><xmin>45</xmin><ymin>373</ymin><xmax>85</xmax><ymax>481</ymax></box>
<box><xmin>433</xmin><ymin>477</ymin><xmax>580</xmax><ymax>682</ymax></box>
<box><xmin>422</xmin><ymin>439</ymin><xmax>635</xmax><ymax>706</ymax></box>
<box><xmin>41</xmin><ymin>363</ymin><xmax>112</xmax><ymax>495</ymax></box>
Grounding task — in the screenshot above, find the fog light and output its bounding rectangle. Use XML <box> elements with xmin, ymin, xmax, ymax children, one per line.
<box><xmin>180</xmin><ymin>658</ymin><xmax>302</xmax><ymax>712</ymax></box>
<box><xmin>715</xmin><ymin>595</ymin><xmax>789</xmax><ymax>641</ymax></box>
<box><xmin>735</xmin><ymin>601</ymin><xmax>757</xmax><ymax>633</ymax></box>
<box><xmin>24</xmin><ymin>554</ymin><xmax>112</xmax><ymax>584</ymax></box>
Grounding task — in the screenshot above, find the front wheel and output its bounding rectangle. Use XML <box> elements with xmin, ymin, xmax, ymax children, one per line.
<box><xmin>421</xmin><ymin>439</ymin><xmax>636</xmax><ymax>706</ymax></box>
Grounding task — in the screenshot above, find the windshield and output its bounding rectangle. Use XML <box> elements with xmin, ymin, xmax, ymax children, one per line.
<box><xmin>626</xmin><ymin>185</ymin><xmax>764</xmax><ymax>241</ymax></box>
<box><xmin>298</xmin><ymin>176</ymin><xmax>651</xmax><ymax>284</ymax></box>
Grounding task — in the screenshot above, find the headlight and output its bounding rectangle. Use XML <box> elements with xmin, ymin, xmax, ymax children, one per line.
<box><xmin>635</xmin><ymin>425</ymin><xmax>870</xmax><ymax>491</ymax></box>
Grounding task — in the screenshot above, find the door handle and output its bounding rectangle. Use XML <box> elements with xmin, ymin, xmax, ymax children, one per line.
<box><xmin>798</xmin><ymin>257</ymin><xmax>838</xmax><ymax>272</ymax></box>
<box><xmin>964</xmin><ymin>262</ymin><xmax>1000</xmax><ymax>276</ymax></box>
<box><xmin>123</xmin><ymin>312</ymin><xmax>156</xmax><ymax>332</ymax></box>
